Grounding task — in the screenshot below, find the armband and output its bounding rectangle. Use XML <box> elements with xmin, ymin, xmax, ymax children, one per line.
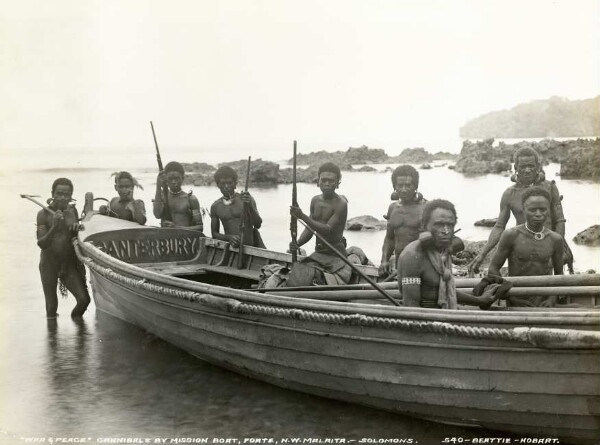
<box><xmin>401</xmin><ymin>277</ymin><xmax>421</xmax><ymax>286</ymax></box>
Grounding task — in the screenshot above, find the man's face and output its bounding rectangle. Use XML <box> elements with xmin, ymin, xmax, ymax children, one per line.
<box><xmin>516</xmin><ymin>155</ymin><xmax>538</xmax><ymax>185</ymax></box>
<box><xmin>523</xmin><ymin>195</ymin><xmax>549</xmax><ymax>227</ymax></box>
<box><xmin>318</xmin><ymin>171</ymin><xmax>339</xmax><ymax>195</ymax></box>
<box><xmin>52</xmin><ymin>184</ymin><xmax>73</xmax><ymax>210</ymax></box>
<box><xmin>217</xmin><ymin>177</ymin><xmax>237</xmax><ymax>198</ymax></box>
<box><xmin>394</xmin><ymin>175</ymin><xmax>416</xmax><ymax>202</ymax></box>
<box><xmin>426</xmin><ymin>208</ymin><xmax>456</xmax><ymax>249</ymax></box>
<box><xmin>115</xmin><ymin>178</ymin><xmax>134</xmax><ymax>201</ymax></box>
<box><xmin>166</xmin><ymin>171</ymin><xmax>183</xmax><ymax>193</ymax></box>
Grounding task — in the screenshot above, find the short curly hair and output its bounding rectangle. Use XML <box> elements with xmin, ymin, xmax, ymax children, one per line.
<box><xmin>391</xmin><ymin>165</ymin><xmax>419</xmax><ymax>188</ymax></box>
<box><xmin>318</xmin><ymin>162</ymin><xmax>341</xmax><ymax>181</ymax></box>
<box><xmin>214</xmin><ymin>166</ymin><xmax>238</xmax><ymax>184</ymax></box>
<box><xmin>52</xmin><ymin>177</ymin><xmax>73</xmax><ymax>194</ymax></box>
<box><xmin>421</xmin><ymin>199</ymin><xmax>457</xmax><ymax>228</ymax></box>
<box><xmin>521</xmin><ymin>186</ymin><xmax>551</xmax><ymax>206</ymax></box>
<box><xmin>513</xmin><ymin>147</ymin><xmax>540</xmax><ymax>169</ymax></box>
<box><xmin>164</xmin><ymin>161</ymin><xmax>184</xmax><ymax>175</ymax></box>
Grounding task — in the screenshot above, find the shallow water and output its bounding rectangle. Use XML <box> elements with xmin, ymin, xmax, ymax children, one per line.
<box><xmin>1</xmin><ymin>148</ymin><xmax>599</xmax><ymax>443</ymax></box>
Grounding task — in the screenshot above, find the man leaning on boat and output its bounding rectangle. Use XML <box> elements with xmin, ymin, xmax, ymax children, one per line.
<box><xmin>397</xmin><ymin>199</ymin><xmax>503</xmax><ymax>309</ymax></box>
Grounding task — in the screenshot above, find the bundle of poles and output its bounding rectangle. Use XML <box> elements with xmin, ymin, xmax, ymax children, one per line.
<box><xmin>257</xmin><ymin>274</ymin><xmax>600</xmax><ymax>302</ymax></box>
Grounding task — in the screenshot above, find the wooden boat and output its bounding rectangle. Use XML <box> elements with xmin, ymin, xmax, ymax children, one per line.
<box><xmin>76</xmin><ymin>211</ymin><xmax>600</xmax><ymax>444</ymax></box>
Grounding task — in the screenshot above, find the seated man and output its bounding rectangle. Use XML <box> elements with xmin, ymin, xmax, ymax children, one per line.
<box><xmin>153</xmin><ymin>161</ymin><xmax>204</xmax><ymax>232</ymax></box>
<box><xmin>487</xmin><ymin>187</ymin><xmax>564</xmax><ymax>307</ymax></box>
<box><xmin>210</xmin><ymin>166</ymin><xmax>265</xmax><ymax>248</ymax></box>
<box><xmin>288</xmin><ymin>162</ymin><xmax>352</xmax><ymax>286</ymax></box>
<box><xmin>99</xmin><ymin>171</ymin><xmax>146</xmax><ymax>225</ymax></box>
<box><xmin>37</xmin><ymin>178</ymin><xmax>90</xmax><ymax>319</ymax></box>
<box><xmin>398</xmin><ymin>199</ymin><xmax>499</xmax><ymax>309</ymax></box>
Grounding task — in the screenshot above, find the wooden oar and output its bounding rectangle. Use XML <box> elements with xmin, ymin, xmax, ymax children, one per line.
<box><xmin>296</xmin><ymin>219</ymin><xmax>400</xmax><ymax>306</ymax></box>
<box><xmin>20</xmin><ymin>194</ymin><xmax>56</xmax><ymax>215</ymax></box>
<box><xmin>237</xmin><ymin>156</ymin><xmax>251</xmax><ymax>269</ymax></box>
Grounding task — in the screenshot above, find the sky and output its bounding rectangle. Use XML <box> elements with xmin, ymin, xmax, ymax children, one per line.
<box><xmin>1</xmin><ymin>0</ymin><xmax>599</xmax><ymax>159</ymax></box>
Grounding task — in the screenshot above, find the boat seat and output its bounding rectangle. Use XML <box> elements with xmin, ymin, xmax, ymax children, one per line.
<box><xmin>138</xmin><ymin>263</ymin><xmax>206</xmax><ymax>276</ymax></box>
<box><xmin>197</xmin><ymin>264</ymin><xmax>260</xmax><ymax>281</ymax></box>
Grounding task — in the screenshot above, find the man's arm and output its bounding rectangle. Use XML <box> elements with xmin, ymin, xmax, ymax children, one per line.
<box><xmin>300</xmin><ymin>197</ymin><xmax>347</xmax><ymax>237</ymax></box>
<box><xmin>552</xmin><ymin>233</ymin><xmax>565</xmax><ymax>275</ymax></box>
<box><xmin>469</xmin><ymin>190</ymin><xmax>512</xmax><ymax>273</ymax></box>
<box><xmin>380</xmin><ymin>223</ymin><xmax>395</xmax><ymax>275</ymax></box>
<box><xmin>487</xmin><ymin>229</ymin><xmax>515</xmax><ymax>278</ymax></box>
<box><xmin>242</xmin><ymin>193</ymin><xmax>263</xmax><ymax>229</ymax></box>
<box><xmin>153</xmin><ymin>172</ymin><xmax>167</xmax><ymax>220</ymax></box>
<box><xmin>397</xmin><ymin>248</ymin><xmax>422</xmax><ymax>307</ymax></box>
<box><xmin>549</xmin><ymin>181</ymin><xmax>566</xmax><ymax>237</ymax></box>
<box><xmin>187</xmin><ymin>195</ymin><xmax>204</xmax><ymax>232</ymax></box>
<box><xmin>37</xmin><ymin>210</ymin><xmax>59</xmax><ymax>250</ymax></box>
<box><xmin>130</xmin><ymin>200</ymin><xmax>147</xmax><ymax>225</ymax></box>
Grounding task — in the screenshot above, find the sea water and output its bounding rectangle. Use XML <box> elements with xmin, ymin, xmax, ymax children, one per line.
<box><xmin>0</xmin><ymin>144</ymin><xmax>599</xmax><ymax>442</ymax></box>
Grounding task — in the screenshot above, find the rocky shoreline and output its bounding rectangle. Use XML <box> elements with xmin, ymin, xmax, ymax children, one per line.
<box><xmin>180</xmin><ymin>138</ymin><xmax>599</xmax><ymax>187</ymax></box>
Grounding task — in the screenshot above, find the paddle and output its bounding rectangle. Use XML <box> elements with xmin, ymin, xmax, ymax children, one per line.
<box><xmin>290</xmin><ymin>140</ymin><xmax>299</xmax><ymax>263</ymax></box>
<box><xmin>150</xmin><ymin>121</ymin><xmax>172</xmax><ymax>223</ymax></box>
<box><xmin>237</xmin><ymin>156</ymin><xmax>252</xmax><ymax>269</ymax></box>
<box><xmin>296</xmin><ymin>219</ymin><xmax>400</xmax><ymax>306</ymax></box>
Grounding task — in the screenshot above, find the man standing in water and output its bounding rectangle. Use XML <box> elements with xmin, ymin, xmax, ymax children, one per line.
<box><xmin>153</xmin><ymin>161</ymin><xmax>204</xmax><ymax>232</ymax></box>
<box><xmin>99</xmin><ymin>171</ymin><xmax>146</xmax><ymax>225</ymax></box>
<box><xmin>487</xmin><ymin>187</ymin><xmax>564</xmax><ymax>307</ymax></box>
<box><xmin>37</xmin><ymin>178</ymin><xmax>90</xmax><ymax>319</ymax></box>
<box><xmin>288</xmin><ymin>162</ymin><xmax>352</xmax><ymax>285</ymax></box>
<box><xmin>398</xmin><ymin>199</ymin><xmax>499</xmax><ymax>309</ymax></box>
<box><xmin>210</xmin><ymin>166</ymin><xmax>265</xmax><ymax>248</ymax></box>
<box><xmin>469</xmin><ymin>147</ymin><xmax>566</xmax><ymax>274</ymax></box>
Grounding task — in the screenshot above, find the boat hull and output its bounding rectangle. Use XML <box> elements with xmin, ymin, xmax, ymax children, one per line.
<box><xmin>78</xmin><ymin>215</ymin><xmax>600</xmax><ymax>443</ymax></box>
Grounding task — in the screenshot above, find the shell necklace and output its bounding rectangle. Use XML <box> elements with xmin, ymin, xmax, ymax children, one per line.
<box><xmin>525</xmin><ymin>223</ymin><xmax>546</xmax><ymax>241</ymax></box>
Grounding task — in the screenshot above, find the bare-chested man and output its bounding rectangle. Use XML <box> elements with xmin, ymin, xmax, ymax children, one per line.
<box><xmin>470</xmin><ymin>147</ymin><xmax>566</xmax><ymax>274</ymax></box>
<box><xmin>99</xmin><ymin>171</ymin><xmax>146</xmax><ymax>225</ymax></box>
<box><xmin>210</xmin><ymin>166</ymin><xmax>265</xmax><ymax>248</ymax></box>
<box><xmin>487</xmin><ymin>187</ymin><xmax>564</xmax><ymax>307</ymax></box>
<box><xmin>153</xmin><ymin>161</ymin><xmax>204</xmax><ymax>232</ymax></box>
<box><xmin>380</xmin><ymin>165</ymin><xmax>463</xmax><ymax>277</ymax></box>
<box><xmin>288</xmin><ymin>162</ymin><xmax>352</xmax><ymax>285</ymax></box>
<box><xmin>398</xmin><ymin>199</ymin><xmax>499</xmax><ymax>309</ymax></box>
<box><xmin>37</xmin><ymin>178</ymin><xmax>90</xmax><ymax>319</ymax></box>
<box><xmin>380</xmin><ymin>165</ymin><xmax>427</xmax><ymax>276</ymax></box>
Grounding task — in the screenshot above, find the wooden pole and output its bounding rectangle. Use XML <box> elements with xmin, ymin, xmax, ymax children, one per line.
<box><xmin>290</xmin><ymin>140</ymin><xmax>299</xmax><ymax>263</ymax></box>
<box><xmin>296</xmin><ymin>219</ymin><xmax>400</xmax><ymax>306</ymax></box>
<box><xmin>237</xmin><ymin>156</ymin><xmax>251</xmax><ymax>269</ymax></box>
<box><xmin>265</xmin><ymin>286</ymin><xmax>600</xmax><ymax>301</ymax></box>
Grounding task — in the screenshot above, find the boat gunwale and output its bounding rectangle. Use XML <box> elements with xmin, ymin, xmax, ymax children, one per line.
<box><xmin>77</xmin><ymin>224</ymin><xmax>600</xmax><ymax>327</ymax></box>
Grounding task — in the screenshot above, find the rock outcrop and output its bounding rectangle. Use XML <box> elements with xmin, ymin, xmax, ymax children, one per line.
<box><xmin>573</xmin><ymin>225</ymin><xmax>600</xmax><ymax>246</ymax></box>
<box><xmin>345</xmin><ymin>215</ymin><xmax>387</xmax><ymax>231</ymax></box>
<box><xmin>388</xmin><ymin>147</ymin><xmax>433</xmax><ymax>164</ymax></box>
<box><xmin>474</xmin><ymin>218</ymin><xmax>497</xmax><ymax>227</ymax></box>
<box><xmin>559</xmin><ymin>144</ymin><xmax>600</xmax><ymax>179</ymax></box>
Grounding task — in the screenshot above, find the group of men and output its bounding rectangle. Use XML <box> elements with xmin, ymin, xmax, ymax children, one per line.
<box><xmin>36</xmin><ymin>146</ymin><xmax>569</xmax><ymax>318</ymax></box>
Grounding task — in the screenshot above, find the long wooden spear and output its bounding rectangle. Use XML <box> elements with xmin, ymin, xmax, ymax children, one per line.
<box><xmin>296</xmin><ymin>219</ymin><xmax>400</xmax><ymax>306</ymax></box>
<box><xmin>237</xmin><ymin>156</ymin><xmax>252</xmax><ymax>269</ymax></box>
<box><xmin>150</xmin><ymin>121</ymin><xmax>172</xmax><ymax>223</ymax></box>
<box><xmin>290</xmin><ymin>140</ymin><xmax>299</xmax><ymax>263</ymax></box>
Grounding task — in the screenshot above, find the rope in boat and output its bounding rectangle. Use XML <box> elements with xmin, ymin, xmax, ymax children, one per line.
<box><xmin>73</xmin><ymin>239</ymin><xmax>600</xmax><ymax>349</ymax></box>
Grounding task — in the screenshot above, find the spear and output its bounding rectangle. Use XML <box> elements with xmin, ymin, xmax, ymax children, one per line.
<box><xmin>150</xmin><ymin>121</ymin><xmax>172</xmax><ymax>223</ymax></box>
<box><xmin>290</xmin><ymin>140</ymin><xmax>299</xmax><ymax>263</ymax></box>
<box><xmin>237</xmin><ymin>156</ymin><xmax>252</xmax><ymax>269</ymax></box>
